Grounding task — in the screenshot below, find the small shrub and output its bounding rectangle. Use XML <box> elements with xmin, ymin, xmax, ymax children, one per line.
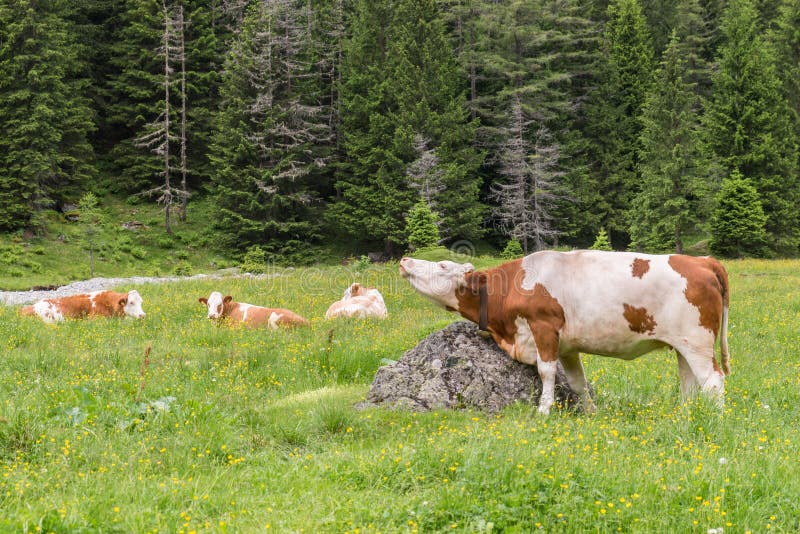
<box><xmin>173</xmin><ymin>261</ymin><xmax>193</xmax><ymax>276</ymax></box>
<box><xmin>240</xmin><ymin>245</ymin><xmax>268</xmax><ymax>274</ymax></box>
<box><xmin>20</xmin><ymin>258</ymin><xmax>42</xmax><ymax>273</ymax></box>
<box><xmin>116</xmin><ymin>236</ymin><xmax>133</xmax><ymax>253</ymax></box>
<box><xmin>175</xmin><ymin>249</ymin><xmax>190</xmax><ymax>261</ymax></box>
<box><xmin>156</xmin><ymin>236</ymin><xmax>174</xmax><ymax>249</ymax></box>
<box><xmin>590</xmin><ymin>228</ymin><xmax>613</xmax><ymax>251</ymax></box>
<box><xmin>710</xmin><ymin>171</ymin><xmax>768</xmax><ymax>258</ymax></box>
<box><xmin>351</xmin><ymin>255</ymin><xmax>372</xmax><ymax>271</ymax></box>
<box><xmin>130</xmin><ymin>247</ymin><xmax>147</xmax><ymax>259</ymax></box>
<box><xmin>405</xmin><ymin>201</ymin><xmax>441</xmax><ymax>250</ymax></box>
<box><xmin>8</xmin><ymin>267</ymin><xmax>24</xmax><ymax>277</ymax></box>
<box><xmin>501</xmin><ymin>239</ymin><xmax>524</xmax><ymax>259</ymax></box>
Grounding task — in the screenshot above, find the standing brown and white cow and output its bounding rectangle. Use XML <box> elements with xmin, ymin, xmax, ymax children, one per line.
<box><xmin>399</xmin><ymin>250</ymin><xmax>730</xmax><ymax>415</ymax></box>
<box><xmin>199</xmin><ymin>292</ymin><xmax>309</xmax><ymax>328</ymax></box>
<box><xmin>20</xmin><ymin>290</ymin><xmax>147</xmax><ymax>323</ymax></box>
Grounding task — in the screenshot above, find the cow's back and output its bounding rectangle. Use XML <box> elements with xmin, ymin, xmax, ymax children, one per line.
<box><xmin>234</xmin><ymin>303</ymin><xmax>309</xmax><ymax>328</ymax></box>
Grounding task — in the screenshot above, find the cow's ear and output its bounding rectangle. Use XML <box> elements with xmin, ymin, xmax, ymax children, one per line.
<box><xmin>118</xmin><ymin>298</ymin><xmax>128</xmax><ymax>308</ymax></box>
<box><xmin>199</xmin><ymin>297</ymin><xmax>207</xmax><ymax>305</ymax></box>
<box><xmin>351</xmin><ymin>283</ymin><xmax>361</xmax><ymax>292</ymax></box>
<box><xmin>465</xmin><ymin>272</ymin><xmax>487</xmax><ymax>294</ymax></box>
<box><xmin>223</xmin><ymin>295</ymin><xmax>233</xmax><ymax>303</ymax></box>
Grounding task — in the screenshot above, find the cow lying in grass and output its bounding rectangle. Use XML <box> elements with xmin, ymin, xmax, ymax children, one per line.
<box><xmin>199</xmin><ymin>291</ymin><xmax>309</xmax><ymax>328</ymax></box>
<box><xmin>325</xmin><ymin>283</ymin><xmax>388</xmax><ymax>319</ymax></box>
<box><xmin>20</xmin><ymin>290</ymin><xmax>147</xmax><ymax>323</ymax></box>
<box><xmin>399</xmin><ymin>250</ymin><xmax>730</xmax><ymax>415</ymax></box>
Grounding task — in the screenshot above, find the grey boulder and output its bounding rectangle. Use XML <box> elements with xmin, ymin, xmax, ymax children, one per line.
<box><xmin>360</xmin><ymin>321</ymin><xmax>589</xmax><ymax>413</ymax></box>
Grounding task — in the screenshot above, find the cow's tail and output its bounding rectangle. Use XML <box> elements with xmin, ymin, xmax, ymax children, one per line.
<box><xmin>720</xmin><ymin>302</ymin><xmax>730</xmax><ymax>375</ymax></box>
<box><xmin>19</xmin><ymin>305</ymin><xmax>35</xmax><ymax>316</ymax></box>
<box><xmin>710</xmin><ymin>258</ymin><xmax>731</xmax><ymax>376</ymax></box>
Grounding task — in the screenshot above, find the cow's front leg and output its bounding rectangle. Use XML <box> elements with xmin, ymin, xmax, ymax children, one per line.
<box><xmin>530</xmin><ymin>322</ymin><xmax>561</xmax><ymax>416</ymax></box>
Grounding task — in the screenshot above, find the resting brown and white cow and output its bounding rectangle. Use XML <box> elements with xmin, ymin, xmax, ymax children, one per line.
<box><xmin>399</xmin><ymin>250</ymin><xmax>730</xmax><ymax>415</ymax></box>
<box><xmin>199</xmin><ymin>291</ymin><xmax>309</xmax><ymax>328</ymax></box>
<box><xmin>19</xmin><ymin>290</ymin><xmax>147</xmax><ymax>323</ymax></box>
<box><xmin>325</xmin><ymin>283</ymin><xmax>388</xmax><ymax>319</ymax></box>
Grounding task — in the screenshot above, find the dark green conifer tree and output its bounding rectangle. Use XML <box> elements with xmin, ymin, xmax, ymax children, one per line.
<box><xmin>0</xmin><ymin>0</ymin><xmax>95</xmax><ymax>231</ymax></box>
<box><xmin>770</xmin><ymin>0</ymin><xmax>800</xmax><ymax>164</ymax></box>
<box><xmin>583</xmin><ymin>0</ymin><xmax>654</xmax><ymax>247</ymax></box>
<box><xmin>710</xmin><ymin>170</ymin><xmax>768</xmax><ymax>257</ymax></box>
<box><xmin>332</xmin><ymin>0</ymin><xmax>482</xmax><ymax>253</ymax></box>
<box><xmin>102</xmin><ymin>0</ymin><xmax>164</xmax><ymax>193</ymax></box>
<box><xmin>405</xmin><ymin>201</ymin><xmax>441</xmax><ymax>251</ymax></box>
<box><xmin>702</xmin><ymin>0</ymin><xmax>800</xmax><ymax>254</ymax></box>
<box><xmin>209</xmin><ymin>0</ymin><xmax>332</xmax><ymax>258</ymax></box>
<box><xmin>629</xmin><ymin>32</ymin><xmax>710</xmax><ymax>253</ymax></box>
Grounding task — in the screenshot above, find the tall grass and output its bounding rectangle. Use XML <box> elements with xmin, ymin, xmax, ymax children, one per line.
<box><xmin>0</xmin><ymin>259</ymin><xmax>798</xmax><ymax>532</ymax></box>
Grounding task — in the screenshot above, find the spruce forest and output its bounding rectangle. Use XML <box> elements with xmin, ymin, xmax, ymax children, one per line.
<box><xmin>1</xmin><ymin>0</ymin><xmax>799</xmax><ymax>261</ymax></box>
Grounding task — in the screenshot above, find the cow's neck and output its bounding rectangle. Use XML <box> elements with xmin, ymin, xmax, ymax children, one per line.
<box><xmin>455</xmin><ymin>289</ymin><xmax>483</xmax><ymax>326</ymax></box>
<box><xmin>222</xmin><ymin>301</ymin><xmax>238</xmax><ymax>317</ymax></box>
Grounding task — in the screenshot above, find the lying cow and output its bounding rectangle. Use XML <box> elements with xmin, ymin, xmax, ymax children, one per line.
<box><xmin>325</xmin><ymin>283</ymin><xmax>388</xmax><ymax>319</ymax></box>
<box><xmin>199</xmin><ymin>291</ymin><xmax>309</xmax><ymax>328</ymax></box>
<box><xmin>20</xmin><ymin>290</ymin><xmax>146</xmax><ymax>323</ymax></box>
<box><xmin>399</xmin><ymin>250</ymin><xmax>730</xmax><ymax>415</ymax></box>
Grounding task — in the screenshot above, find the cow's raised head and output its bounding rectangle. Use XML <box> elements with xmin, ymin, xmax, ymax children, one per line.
<box><xmin>122</xmin><ymin>290</ymin><xmax>146</xmax><ymax>318</ymax></box>
<box><xmin>199</xmin><ymin>291</ymin><xmax>232</xmax><ymax>319</ymax></box>
<box><xmin>399</xmin><ymin>257</ymin><xmax>474</xmax><ymax>310</ymax></box>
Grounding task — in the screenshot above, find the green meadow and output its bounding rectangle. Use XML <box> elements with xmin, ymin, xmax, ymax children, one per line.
<box><xmin>1</xmin><ymin>258</ymin><xmax>799</xmax><ymax>533</ymax></box>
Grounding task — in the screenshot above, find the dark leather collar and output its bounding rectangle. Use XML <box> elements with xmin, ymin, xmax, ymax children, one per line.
<box><xmin>478</xmin><ymin>283</ymin><xmax>489</xmax><ymax>334</ymax></box>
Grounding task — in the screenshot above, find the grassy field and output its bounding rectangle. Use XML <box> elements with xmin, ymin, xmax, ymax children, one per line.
<box><xmin>1</xmin><ymin>258</ymin><xmax>799</xmax><ymax>532</ymax></box>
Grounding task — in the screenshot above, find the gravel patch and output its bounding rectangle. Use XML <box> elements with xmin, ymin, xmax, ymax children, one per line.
<box><xmin>0</xmin><ymin>271</ymin><xmax>277</xmax><ymax>307</ymax></box>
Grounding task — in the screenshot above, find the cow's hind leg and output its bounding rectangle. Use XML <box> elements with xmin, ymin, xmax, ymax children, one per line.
<box><xmin>559</xmin><ymin>351</ymin><xmax>596</xmax><ymax>414</ymax></box>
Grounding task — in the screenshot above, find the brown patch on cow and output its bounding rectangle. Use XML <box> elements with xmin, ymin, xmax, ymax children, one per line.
<box><xmin>455</xmin><ymin>260</ymin><xmax>565</xmax><ymax>364</ymax></box>
<box><xmin>27</xmin><ymin>291</ymin><xmax>129</xmax><ymax>320</ymax></box>
<box><xmin>631</xmin><ymin>258</ymin><xmax>650</xmax><ymax>278</ymax></box>
<box><xmin>218</xmin><ymin>298</ymin><xmax>309</xmax><ymax>328</ymax></box>
<box><xmin>668</xmin><ymin>255</ymin><xmax>728</xmax><ymax>336</ymax></box>
<box><xmin>622</xmin><ymin>303</ymin><xmax>657</xmax><ymax>334</ymax></box>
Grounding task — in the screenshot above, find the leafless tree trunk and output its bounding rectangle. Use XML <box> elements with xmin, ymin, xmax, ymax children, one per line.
<box><xmin>491</xmin><ymin>96</ymin><xmax>569</xmax><ymax>253</ymax></box>
<box><xmin>177</xmin><ymin>5</ymin><xmax>189</xmax><ymax>222</ymax></box>
<box><xmin>135</xmin><ymin>1</ymin><xmax>190</xmax><ymax>235</ymax></box>
<box><xmin>406</xmin><ymin>134</ymin><xmax>445</xmax><ymax>209</ymax></box>
<box><xmin>242</xmin><ymin>0</ymin><xmax>332</xmax><ymax>186</ymax></box>
<box><xmin>219</xmin><ymin>0</ymin><xmax>249</xmax><ymax>31</ymax></box>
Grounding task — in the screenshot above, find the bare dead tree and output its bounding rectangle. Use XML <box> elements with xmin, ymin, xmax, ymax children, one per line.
<box><xmin>491</xmin><ymin>96</ymin><xmax>568</xmax><ymax>253</ymax></box>
<box><xmin>135</xmin><ymin>1</ymin><xmax>190</xmax><ymax>234</ymax></box>
<box><xmin>241</xmin><ymin>0</ymin><xmax>332</xmax><ymax>187</ymax></box>
<box><xmin>177</xmin><ymin>5</ymin><xmax>189</xmax><ymax>221</ymax></box>
<box><xmin>406</xmin><ymin>133</ymin><xmax>445</xmax><ymax>209</ymax></box>
<box><xmin>219</xmin><ymin>0</ymin><xmax>249</xmax><ymax>31</ymax></box>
